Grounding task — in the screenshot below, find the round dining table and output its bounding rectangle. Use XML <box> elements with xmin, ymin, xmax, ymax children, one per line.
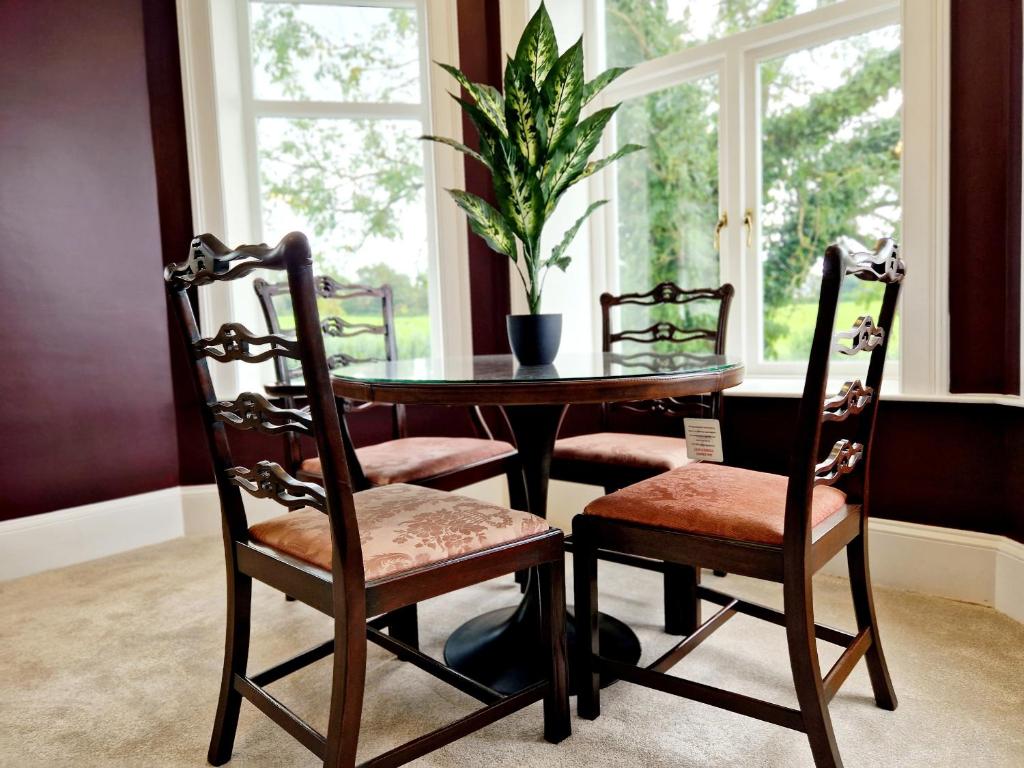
<box><xmin>269</xmin><ymin>352</ymin><xmax>744</xmax><ymax>694</ymax></box>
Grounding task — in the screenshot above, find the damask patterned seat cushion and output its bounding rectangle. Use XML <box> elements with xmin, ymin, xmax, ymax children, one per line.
<box><xmin>300</xmin><ymin>436</ymin><xmax>515</xmax><ymax>486</ymax></box>
<box><xmin>553</xmin><ymin>432</ymin><xmax>693</xmax><ymax>471</ymax></box>
<box><xmin>249</xmin><ymin>483</ymin><xmax>550</xmax><ymax>582</ymax></box>
<box><xmin>584</xmin><ymin>462</ymin><xmax>847</xmax><ymax>545</ymax></box>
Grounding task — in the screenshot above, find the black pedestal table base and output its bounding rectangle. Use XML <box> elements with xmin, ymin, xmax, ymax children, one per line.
<box><xmin>443</xmin><ymin>403</ymin><xmax>642</xmax><ymax>695</ymax></box>
<box><xmin>444</xmin><ymin>596</ymin><xmax>642</xmax><ymax>695</ymax></box>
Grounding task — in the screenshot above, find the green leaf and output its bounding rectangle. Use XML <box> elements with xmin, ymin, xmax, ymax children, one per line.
<box><xmin>514</xmin><ymin>2</ymin><xmax>559</xmax><ymax>87</ymax></box>
<box><xmin>582</xmin><ymin>66</ymin><xmax>630</xmax><ymax>105</ymax></box>
<box><xmin>494</xmin><ymin>144</ymin><xmax>545</xmax><ymax>242</ymax></box>
<box><xmin>504</xmin><ymin>57</ymin><xmax>545</xmax><ymax>167</ymax></box>
<box><xmin>541</xmin><ymin>38</ymin><xmax>584</xmax><ymax>155</ymax></box>
<box><xmin>545</xmin><ymin>199</ymin><xmax>608</xmax><ymax>271</ymax></box>
<box><xmin>452</xmin><ymin>94</ymin><xmax>502</xmax><ymax>165</ymax></box>
<box><xmin>576</xmin><ymin>143</ymin><xmax>643</xmax><ymax>182</ymax></box>
<box><xmin>421</xmin><ymin>134</ymin><xmax>491</xmax><ymax>171</ymax></box>
<box><xmin>542</xmin><ymin>105</ymin><xmax>620</xmax><ymax>209</ymax></box>
<box><xmin>437</xmin><ymin>62</ymin><xmax>508</xmax><ymax>137</ymax></box>
<box><xmin>446</xmin><ymin>189</ymin><xmax>517</xmax><ymax>259</ymax></box>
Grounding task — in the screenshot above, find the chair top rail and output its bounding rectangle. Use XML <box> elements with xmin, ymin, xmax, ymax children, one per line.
<box><xmin>603</xmin><ymin>282</ymin><xmax>734</xmax><ymax>307</ymax></box>
<box><xmin>166</xmin><ymin>234</ymin><xmax>287</xmax><ymax>288</ymax></box>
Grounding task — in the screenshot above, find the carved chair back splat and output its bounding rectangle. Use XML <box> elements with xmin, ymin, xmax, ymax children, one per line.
<box><xmin>254</xmin><ymin>275</ymin><xmax>498</xmax><ymax>486</ymax></box>
<box><xmin>573</xmin><ymin>238</ymin><xmax>905</xmax><ymax>768</ymax></box>
<box><xmin>166</xmin><ymin>232</ymin><xmax>568</xmax><ymax>768</ymax></box>
<box><xmin>600</xmin><ymin>281</ymin><xmax>734</xmax><ymax>423</ymax></box>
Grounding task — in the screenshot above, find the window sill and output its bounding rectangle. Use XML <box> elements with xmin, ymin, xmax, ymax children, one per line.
<box><xmin>726</xmin><ymin>376</ymin><xmax>1024</xmax><ymax>406</ymax></box>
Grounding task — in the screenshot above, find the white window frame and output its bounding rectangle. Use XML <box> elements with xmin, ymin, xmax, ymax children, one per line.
<box><xmin>506</xmin><ymin>0</ymin><xmax>949</xmax><ymax>396</ymax></box>
<box><xmin>176</xmin><ymin>0</ymin><xmax>471</xmax><ymax>395</ymax></box>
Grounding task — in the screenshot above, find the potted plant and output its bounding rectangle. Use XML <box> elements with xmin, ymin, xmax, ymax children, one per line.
<box><xmin>423</xmin><ymin>2</ymin><xmax>641</xmax><ymax>365</ymax></box>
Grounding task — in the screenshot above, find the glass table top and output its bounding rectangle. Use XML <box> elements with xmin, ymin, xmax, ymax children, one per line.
<box><xmin>324</xmin><ymin>352</ymin><xmax>741</xmax><ymax>384</ymax></box>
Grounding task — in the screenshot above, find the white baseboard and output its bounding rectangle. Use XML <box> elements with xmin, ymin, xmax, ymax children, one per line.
<box><xmin>0</xmin><ymin>488</ymin><xmax>183</xmax><ymax>581</ymax></box>
<box><xmin>180</xmin><ymin>483</ymin><xmax>304</xmax><ymax>536</ymax></box>
<box><xmin>3</xmin><ymin>484</ymin><xmax>1023</xmax><ymax>624</ymax></box>
<box><xmin>817</xmin><ymin>518</ymin><xmax>1024</xmax><ymax>622</ymax></box>
<box><xmin>995</xmin><ymin>538</ymin><xmax>1024</xmax><ymax>623</ymax></box>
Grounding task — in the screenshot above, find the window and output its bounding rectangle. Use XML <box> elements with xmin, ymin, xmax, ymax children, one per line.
<box><xmin>588</xmin><ymin>0</ymin><xmax>915</xmax><ymax>379</ymax></box>
<box><xmin>548</xmin><ymin>0</ymin><xmax>946</xmax><ymax>387</ymax></box>
<box><xmin>175</xmin><ymin>0</ymin><xmax>469</xmax><ymax>397</ymax></box>
<box><xmin>245</xmin><ymin>1</ymin><xmax>436</xmax><ymax>359</ymax></box>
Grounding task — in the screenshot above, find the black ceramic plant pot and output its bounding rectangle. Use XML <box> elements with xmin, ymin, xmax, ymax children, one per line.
<box><xmin>506</xmin><ymin>313</ymin><xmax>562</xmax><ymax>366</ymax></box>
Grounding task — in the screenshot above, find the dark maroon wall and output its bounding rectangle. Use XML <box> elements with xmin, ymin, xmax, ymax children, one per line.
<box><xmin>949</xmin><ymin>0</ymin><xmax>1022</xmax><ymax>394</ymax></box>
<box><xmin>457</xmin><ymin>0</ymin><xmax>512</xmax><ymax>355</ymax></box>
<box><xmin>0</xmin><ymin>0</ymin><xmax>179</xmax><ymax>519</ymax></box>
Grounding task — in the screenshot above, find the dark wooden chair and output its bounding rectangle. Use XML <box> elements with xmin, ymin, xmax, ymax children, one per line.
<box><xmin>167</xmin><ymin>232</ymin><xmax>569</xmax><ymax>768</ymax></box>
<box><xmin>573</xmin><ymin>239</ymin><xmax>904</xmax><ymax>768</ymax></box>
<box><xmin>552</xmin><ymin>282</ymin><xmax>734</xmax><ymax>632</ymax></box>
<box><xmin>253</xmin><ymin>276</ymin><xmax>524</xmax><ymax>501</ymax></box>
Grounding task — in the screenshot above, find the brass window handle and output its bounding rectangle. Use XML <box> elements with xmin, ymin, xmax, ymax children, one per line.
<box><xmin>714</xmin><ymin>212</ymin><xmax>728</xmax><ymax>251</ymax></box>
<box><xmin>743</xmin><ymin>209</ymin><xmax>754</xmax><ymax>248</ymax></box>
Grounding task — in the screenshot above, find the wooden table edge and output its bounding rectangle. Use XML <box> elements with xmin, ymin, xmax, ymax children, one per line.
<box><xmin>312</xmin><ymin>365</ymin><xmax>745</xmax><ymax>406</ymax></box>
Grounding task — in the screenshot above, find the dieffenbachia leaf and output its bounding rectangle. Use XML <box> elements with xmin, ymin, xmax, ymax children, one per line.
<box><xmin>494</xmin><ymin>144</ymin><xmax>545</xmax><ymax>242</ymax></box>
<box><xmin>514</xmin><ymin>2</ymin><xmax>559</xmax><ymax>87</ymax></box>
<box><xmin>542</xmin><ymin>105</ymin><xmax>620</xmax><ymax>209</ymax></box>
<box><xmin>451</xmin><ymin>94</ymin><xmax>503</xmax><ymax>166</ymax></box>
<box><xmin>545</xmin><ymin>199</ymin><xmax>608</xmax><ymax>271</ymax></box>
<box><xmin>504</xmin><ymin>57</ymin><xmax>545</xmax><ymax>167</ymax></box>
<box><xmin>421</xmin><ymin>135</ymin><xmax>492</xmax><ymax>171</ymax></box>
<box><xmin>447</xmin><ymin>189</ymin><xmax>517</xmax><ymax>259</ymax></box>
<box><xmin>541</xmin><ymin>38</ymin><xmax>584</xmax><ymax>155</ymax></box>
<box><xmin>582</xmin><ymin>66</ymin><xmax>630</xmax><ymax>105</ymax></box>
<box><xmin>576</xmin><ymin>143</ymin><xmax>644</xmax><ymax>182</ymax></box>
<box><xmin>437</xmin><ymin>62</ymin><xmax>508</xmax><ymax>138</ymax></box>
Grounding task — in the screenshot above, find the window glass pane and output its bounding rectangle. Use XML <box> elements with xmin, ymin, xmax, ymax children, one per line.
<box><xmin>759</xmin><ymin>25</ymin><xmax>901</xmax><ymax>363</ymax></box>
<box><xmin>614</xmin><ymin>75</ymin><xmax>721</xmax><ymax>355</ymax></box>
<box><xmin>605</xmin><ymin>0</ymin><xmax>837</xmax><ymax>67</ymax></box>
<box><xmin>257</xmin><ymin>117</ymin><xmax>431</xmax><ymax>359</ymax></box>
<box><xmin>249</xmin><ymin>1</ymin><xmax>421</xmax><ymax>103</ymax></box>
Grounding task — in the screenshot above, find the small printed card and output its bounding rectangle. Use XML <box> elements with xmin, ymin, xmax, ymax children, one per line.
<box><xmin>683</xmin><ymin>418</ymin><xmax>724</xmax><ymax>463</ymax></box>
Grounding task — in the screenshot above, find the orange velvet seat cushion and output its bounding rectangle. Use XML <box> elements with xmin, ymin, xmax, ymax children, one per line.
<box><xmin>584</xmin><ymin>462</ymin><xmax>847</xmax><ymax>546</ymax></box>
<box><xmin>300</xmin><ymin>436</ymin><xmax>515</xmax><ymax>486</ymax></box>
<box><xmin>553</xmin><ymin>432</ymin><xmax>693</xmax><ymax>471</ymax></box>
<box><xmin>249</xmin><ymin>483</ymin><xmax>550</xmax><ymax>582</ymax></box>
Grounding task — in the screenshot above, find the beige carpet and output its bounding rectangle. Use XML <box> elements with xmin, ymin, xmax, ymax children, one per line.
<box><xmin>1</xmin><ymin>535</ymin><xmax>1022</xmax><ymax>768</ymax></box>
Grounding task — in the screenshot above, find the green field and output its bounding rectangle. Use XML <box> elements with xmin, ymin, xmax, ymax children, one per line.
<box><xmin>766</xmin><ymin>300</ymin><xmax>900</xmax><ymax>362</ymax></box>
<box><xmin>313</xmin><ymin>313</ymin><xmax>431</xmax><ymax>362</ymax></box>
<box><xmin>275</xmin><ymin>307</ymin><xmax>431</xmax><ymax>363</ymax></box>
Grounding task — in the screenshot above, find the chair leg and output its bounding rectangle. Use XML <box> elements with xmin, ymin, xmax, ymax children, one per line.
<box><xmin>387</xmin><ymin>604</ymin><xmax>419</xmax><ymax>649</ymax></box>
<box><xmin>847</xmin><ymin>533</ymin><xmax>897</xmax><ymax>710</ymax></box>
<box><xmin>507</xmin><ymin>465</ymin><xmax>531</xmax><ymax>592</ymax></box>
<box><xmin>663</xmin><ymin>563</ymin><xmax>700</xmax><ymax>636</ymax></box>
<box><xmin>538</xmin><ymin>558</ymin><xmax>571</xmax><ymax>743</ymax></box>
<box><xmin>323</xmin><ymin>612</ymin><xmax>368</xmax><ymax>768</ymax></box>
<box><xmin>208</xmin><ymin>572</ymin><xmax>252</xmax><ymax>766</ymax></box>
<box><xmin>785</xmin><ymin>574</ymin><xmax>844</xmax><ymax>768</ymax></box>
<box><xmin>572</xmin><ymin>518</ymin><xmax>601</xmax><ymax>720</ymax></box>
